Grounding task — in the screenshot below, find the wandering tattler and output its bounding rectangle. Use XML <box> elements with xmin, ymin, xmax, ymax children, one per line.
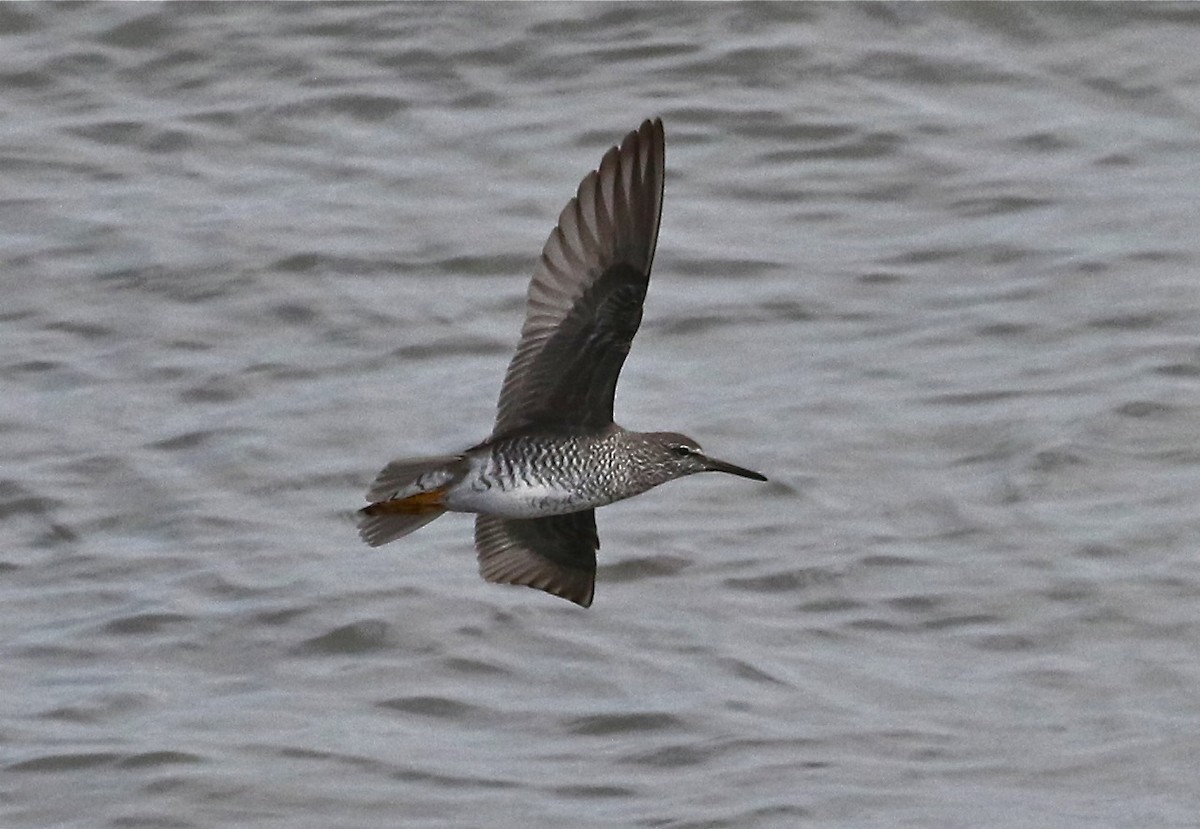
<box><xmin>359</xmin><ymin>118</ymin><xmax>766</xmax><ymax>607</ymax></box>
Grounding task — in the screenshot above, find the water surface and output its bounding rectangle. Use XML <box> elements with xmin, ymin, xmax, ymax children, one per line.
<box><xmin>3</xmin><ymin>4</ymin><xmax>1199</xmax><ymax>827</ymax></box>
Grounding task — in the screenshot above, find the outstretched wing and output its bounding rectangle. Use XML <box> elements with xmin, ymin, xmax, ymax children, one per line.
<box><xmin>475</xmin><ymin>512</ymin><xmax>599</xmax><ymax>607</ymax></box>
<box><xmin>493</xmin><ymin>118</ymin><xmax>665</xmax><ymax>435</ymax></box>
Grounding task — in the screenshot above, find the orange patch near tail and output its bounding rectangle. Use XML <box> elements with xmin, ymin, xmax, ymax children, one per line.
<box><xmin>362</xmin><ymin>487</ymin><xmax>448</xmax><ymax>516</ymax></box>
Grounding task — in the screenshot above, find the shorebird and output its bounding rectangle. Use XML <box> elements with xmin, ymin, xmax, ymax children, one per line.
<box><xmin>359</xmin><ymin>118</ymin><xmax>766</xmax><ymax>607</ymax></box>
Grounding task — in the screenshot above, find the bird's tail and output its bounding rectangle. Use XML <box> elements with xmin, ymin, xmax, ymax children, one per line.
<box><xmin>358</xmin><ymin>454</ymin><xmax>464</xmax><ymax>547</ymax></box>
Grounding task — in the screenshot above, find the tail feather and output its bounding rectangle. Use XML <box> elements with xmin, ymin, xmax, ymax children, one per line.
<box><xmin>358</xmin><ymin>454</ymin><xmax>466</xmax><ymax>547</ymax></box>
<box><xmin>365</xmin><ymin>454</ymin><xmax>465</xmax><ymax>502</ymax></box>
<box><xmin>359</xmin><ymin>505</ymin><xmax>445</xmax><ymax>547</ymax></box>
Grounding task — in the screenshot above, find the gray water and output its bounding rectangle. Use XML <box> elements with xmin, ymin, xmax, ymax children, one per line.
<box><xmin>3</xmin><ymin>3</ymin><xmax>1200</xmax><ymax>827</ymax></box>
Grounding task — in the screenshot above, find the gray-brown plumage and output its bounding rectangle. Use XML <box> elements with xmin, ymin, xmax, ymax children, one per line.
<box><xmin>360</xmin><ymin>118</ymin><xmax>765</xmax><ymax>607</ymax></box>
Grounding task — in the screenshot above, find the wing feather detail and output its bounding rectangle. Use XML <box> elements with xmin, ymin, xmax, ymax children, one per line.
<box><xmin>493</xmin><ymin>118</ymin><xmax>665</xmax><ymax>434</ymax></box>
<box><xmin>475</xmin><ymin>512</ymin><xmax>599</xmax><ymax>607</ymax></box>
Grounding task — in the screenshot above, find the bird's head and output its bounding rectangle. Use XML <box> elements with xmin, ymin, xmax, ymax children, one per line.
<box><xmin>637</xmin><ymin>432</ymin><xmax>767</xmax><ymax>487</ymax></box>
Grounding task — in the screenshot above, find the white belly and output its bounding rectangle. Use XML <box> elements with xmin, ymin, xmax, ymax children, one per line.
<box><xmin>442</xmin><ymin>478</ymin><xmax>592</xmax><ymax>519</ymax></box>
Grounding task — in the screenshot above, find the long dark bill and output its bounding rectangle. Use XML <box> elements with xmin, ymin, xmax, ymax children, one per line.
<box><xmin>701</xmin><ymin>455</ymin><xmax>768</xmax><ymax>482</ymax></box>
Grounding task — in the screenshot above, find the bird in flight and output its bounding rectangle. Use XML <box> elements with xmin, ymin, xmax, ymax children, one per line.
<box><xmin>359</xmin><ymin>118</ymin><xmax>766</xmax><ymax>607</ymax></box>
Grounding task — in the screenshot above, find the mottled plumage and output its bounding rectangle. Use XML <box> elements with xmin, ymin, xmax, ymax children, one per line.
<box><xmin>360</xmin><ymin>118</ymin><xmax>766</xmax><ymax>607</ymax></box>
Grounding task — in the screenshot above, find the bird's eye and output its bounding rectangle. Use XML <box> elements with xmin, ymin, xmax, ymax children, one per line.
<box><xmin>671</xmin><ymin>445</ymin><xmax>692</xmax><ymax>457</ymax></box>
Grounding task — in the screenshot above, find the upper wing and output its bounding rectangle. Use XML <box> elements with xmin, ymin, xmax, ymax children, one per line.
<box><xmin>475</xmin><ymin>512</ymin><xmax>599</xmax><ymax>607</ymax></box>
<box><xmin>492</xmin><ymin>118</ymin><xmax>665</xmax><ymax>435</ymax></box>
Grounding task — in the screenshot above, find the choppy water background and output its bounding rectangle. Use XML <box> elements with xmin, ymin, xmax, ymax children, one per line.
<box><xmin>3</xmin><ymin>3</ymin><xmax>1200</xmax><ymax>827</ymax></box>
